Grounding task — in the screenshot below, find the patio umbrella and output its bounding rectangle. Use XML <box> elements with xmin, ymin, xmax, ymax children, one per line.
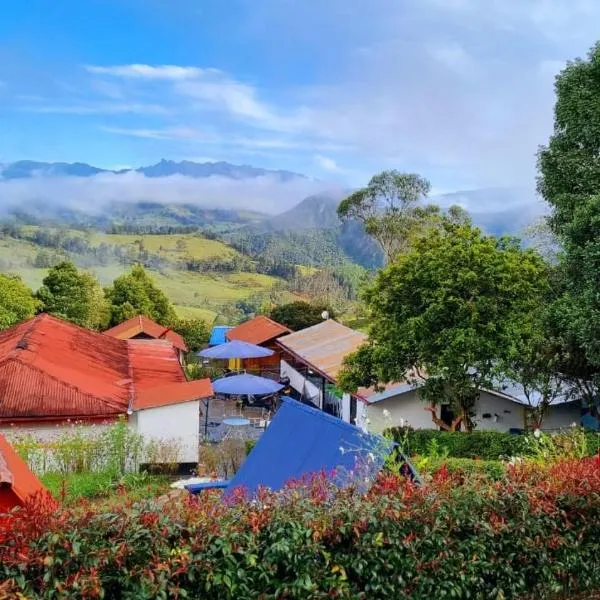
<box><xmin>197</xmin><ymin>340</ymin><xmax>274</xmax><ymax>360</ymax></box>
<box><xmin>212</xmin><ymin>373</ymin><xmax>284</xmax><ymax>396</ymax></box>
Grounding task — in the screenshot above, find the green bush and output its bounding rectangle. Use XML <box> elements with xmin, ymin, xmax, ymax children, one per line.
<box><xmin>245</xmin><ymin>439</ymin><xmax>257</xmax><ymax>455</ymax></box>
<box><xmin>386</xmin><ymin>427</ymin><xmax>600</xmax><ymax>460</ymax></box>
<box><xmin>417</xmin><ymin>457</ymin><xmax>506</xmax><ymax>480</ymax></box>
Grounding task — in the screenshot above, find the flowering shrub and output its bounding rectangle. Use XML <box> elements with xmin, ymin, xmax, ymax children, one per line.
<box><xmin>3</xmin><ymin>457</ymin><xmax>600</xmax><ymax>598</ymax></box>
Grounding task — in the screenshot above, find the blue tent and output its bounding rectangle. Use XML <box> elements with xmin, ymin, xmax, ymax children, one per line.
<box><xmin>198</xmin><ymin>340</ymin><xmax>274</xmax><ymax>360</ymax></box>
<box><xmin>187</xmin><ymin>397</ymin><xmax>400</xmax><ymax>496</ymax></box>
<box><xmin>209</xmin><ymin>326</ymin><xmax>232</xmax><ymax>347</ymax></box>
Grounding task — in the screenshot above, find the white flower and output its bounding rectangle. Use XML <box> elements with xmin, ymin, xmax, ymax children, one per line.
<box><xmin>339</xmin><ymin>446</ymin><xmax>345</xmax><ymax>455</ymax></box>
<box><xmin>368</xmin><ymin>452</ymin><xmax>375</xmax><ymax>462</ymax></box>
<box><xmin>364</xmin><ymin>418</ymin><xmax>371</xmax><ymax>425</ymax></box>
<box><xmin>382</xmin><ymin>409</ymin><xmax>391</xmax><ymax>419</ymax></box>
<box><xmin>399</xmin><ymin>417</ymin><xmax>405</xmax><ymax>427</ymax></box>
<box><xmin>533</xmin><ymin>429</ymin><xmax>541</xmax><ymax>439</ymax></box>
<box><xmin>570</xmin><ymin>422</ymin><xmax>577</xmax><ymax>428</ymax></box>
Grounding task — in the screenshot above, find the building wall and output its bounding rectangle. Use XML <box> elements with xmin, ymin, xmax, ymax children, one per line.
<box><xmin>280</xmin><ymin>359</ymin><xmax>322</xmax><ymax>408</ymax></box>
<box><xmin>0</xmin><ymin>421</ymin><xmax>113</xmax><ymax>442</ymax></box>
<box><xmin>134</xmin><ymin>401</ymin><xmax>200</xmax><ymax>464</ymax></box>
<box><xmin>542</xmin><ymin>403</ymin><xmax>581</xmax><ymax>431</ymax></box>
<box><xmin>366</xmin><ymin>389</ymin><xmax>434</xmax><ymax>434</ymax></box>
<box><xmin>471</xmin><ymin>392</ymin><xmax>526</xmax><ymax>432</ymax></box>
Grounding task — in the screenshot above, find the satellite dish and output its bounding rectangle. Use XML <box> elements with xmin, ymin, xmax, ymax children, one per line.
<box><xmin>321</xmin><ymin>310</ymin><xmax>329</xmax><ymax>320</ymax></box>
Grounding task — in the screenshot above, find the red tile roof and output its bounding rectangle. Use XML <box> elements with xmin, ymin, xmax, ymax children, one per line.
<box><xmin>0</xmin><ymin>434</ymin><xmax>48</xmax><ymax>504</ymax></box>
<box><xmin>134</xmin><ymin>379</ymin><xmax>213</xmax><ymax>410</ymax></box>
<box><xmin>104</xmin><ymin>315</ymin><xmax>188</xmax><ymax>352</ymax></box>
<box><xmin>227</xmin><ymin>315</ymin><xmax>291</xmax><ymax>346</ymax></box>
<box><xmin>0</xmin><ymin>314</ymin><xmax>186</xmax><ymax>423</ymax></box>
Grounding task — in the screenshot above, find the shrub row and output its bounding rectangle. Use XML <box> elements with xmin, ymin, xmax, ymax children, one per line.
<box><xmin>387</xmin><ymin>427</ymin><xmax>600</xmax><ymax>460</ymax></box>
<box><xmin>2</xmin><ymin>457</ymin><xmax>600</xmax><ymax>599</ymax></box>
<box><xmin>418</xmin><ymin>457</ymin><xmax>506</xmax><ymax>480</ymax></box>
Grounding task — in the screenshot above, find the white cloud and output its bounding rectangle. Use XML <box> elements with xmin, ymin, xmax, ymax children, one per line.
<box><xmin>428</xmin><ymin>42</ymin><xmax>474</xmax><ymax>74</ymax></box>
<box><xmin>99</xmin><ymin>126</ymin><xmax>202</xmax><ymax>140</ymax></box>
<box><xmin>85</xmin><ymin>64</ymin><xmax>203</xmax><ymax>80</ymax></box>
<box><xmin>21</xmin><ymin>102</ymin><xmax>169</xmax><ymax>115</ymax></box>
<box><xmin>314</xmin><ymin>154</ymin><xmax>340</xmax><ymax>171</ymax></box>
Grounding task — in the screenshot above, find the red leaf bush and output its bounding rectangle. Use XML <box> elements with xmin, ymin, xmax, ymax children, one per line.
<box><xmin>2</xmin><ymin>457</ymin><xmax>600</xmax><ymax>599</ymax></box>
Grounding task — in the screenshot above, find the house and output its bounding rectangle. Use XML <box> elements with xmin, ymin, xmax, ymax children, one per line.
<box><xmin>276</xmin><ymin>319</ymin><xmax>368</xmax><ymax>423</ymax></box>
<box><xmin>186</xmin><ymin>396</ymin><xmax>396</xmax><ymax>496</ymax></box>
<box><xmin>362</xmin><ymin>380</ymin><xmax>582</xmax><ymax>434</ymax></box>
<box><xmin>131</xmin><ymin>379</ymin><xmax>213</xmax><ymax>465</ymax></box>
<box><xmin>209</xmin><ymin>325</ymin><xmax>232</xmax><ymax>347</ymax></box>
<box><xmin>0</xmin><ymin>315</ymin><xmax>213</xmax><ymax>462</ymax></box>
<box><xmin>0</xmin><ymin>434</ymin><xmax>50</xmax><ymax>512</ymax></box>
<box><xmin>104</xmin><ymin>315</ymin><xmax>188</xmax><ymax>364</ymax></box>
<box><xmin>226</xmin><ymin>315</ymin><xmax>291</xmax><ymax>373</ymax></box>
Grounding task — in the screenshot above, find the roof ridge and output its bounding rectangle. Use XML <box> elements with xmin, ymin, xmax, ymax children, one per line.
<box><xmin>0</xmin><ymin>357</ymin><xmax>127</xmax><ymax>412</ymax></box>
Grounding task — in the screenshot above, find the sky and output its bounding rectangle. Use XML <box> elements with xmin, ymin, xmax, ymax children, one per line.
<box><xmin>0</xmin><ymin>0</ymin><xmax>599</xmax><ymax>197</ymax></box>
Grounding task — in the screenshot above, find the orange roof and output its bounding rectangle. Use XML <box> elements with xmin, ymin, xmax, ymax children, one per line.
<box><xmin>227</xmin><ymin>315</ymin><xmax>291</xmax><ymax>346</ymax></box>
<box><xmin>104</xmin><ymin>315</ymin><xmax>188</xmax><ymax>352</ymax></box>
<box><xmin>0</xmin><ymin>434</ymin><xmax>47</xmax><ymax>504</ymax></box>
<box><xmin>134</xmin><ymin>379</ymin><xmax>213</xmax><ymax>410</ymax></box>
<box><xmin>0</xmin><ymin>314</ymin><xmax>186</xmax><ymax>423</ymax></box>
<box><xmin>277</xmin><ymin>320</ymin><xmax>367</xmax><ymax>382</ymax></box>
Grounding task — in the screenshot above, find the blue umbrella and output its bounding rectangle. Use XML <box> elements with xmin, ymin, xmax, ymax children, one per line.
<box><xmin>197</xmin><ymin>339</ymin><xmax>274</xmax><ymax>360</ymax></box>
<box><xmin>212</xmin><ymin>373</ymin><xmax>284</xmax><ymax>396</ymax></box>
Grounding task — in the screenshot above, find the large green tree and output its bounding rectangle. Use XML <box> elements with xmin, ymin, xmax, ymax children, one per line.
<box><xmin>338</xmin><ymin>223</ymin><xmax>548</xmax><ymax>431</ymax></box>
<box><xmin>270</xmin><ymin>301</ymin><xmax>335</xmax><ymax>332</ymax></box>
<box><xmin>0</xmin><ymin>273</ymin><xmax>40</xmax><ymax>330</ymax></box>
<box><xmin>538</xmin><ymin>42</ymin><xmax>600</xmax><ymax>394</ymax></box>
<box><xmin>337</xmin><ymin>170</ymin><xmax>469</xmax><ymax>264</ymax></box>
<box><xmin>172</xmin><ymin>318</ymin><xmax>210</xmax><ymax>353</ymax></box>
<box><xmin>106</xmin><ymin>264</ymin><xmax>177</xmax><ymax>327</ymax></box>
<box><xmin>37</xmin><ymin>261</ymin><xmax>109</xmax><ymax>330</ymax></box>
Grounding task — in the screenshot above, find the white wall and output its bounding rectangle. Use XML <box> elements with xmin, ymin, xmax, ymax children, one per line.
<box><xmin>471</xmin><ymin>392</ymin><xmax>525</xmax><ymax>432</ymax></box>
<box><xmin>135</xmin><ymin>400</ymin><xmax>199</xmax><ymax>463</ymax></box>
<box><xmin>281</xmin><ymin>359</ymin><xmax>322</xmax><ymax>408</ymax></box>
<box><xmin>542</xmin><ymin>403</ymin><xmax>581</xmax><ymax>431</ymax></box>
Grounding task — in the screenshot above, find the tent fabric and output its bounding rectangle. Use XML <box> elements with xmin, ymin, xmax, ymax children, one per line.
<box><xmin>198</xmin><ymin>340</ymin><xmax>275</xmax><ymax>360</ymax></box>
<box><xmin>209</xmin><ymin>326</ymin><xmax>232</xmax><ymax>347</ymax></box>
<box><xmin>187</xmin><ymin>397</ymin><xmax>391</xmax><ymax>496</ymax></box>
<box><xmin>212</xmin><ymin>373</ymin><xmax>284</xmax><ymax>396</ymax></box>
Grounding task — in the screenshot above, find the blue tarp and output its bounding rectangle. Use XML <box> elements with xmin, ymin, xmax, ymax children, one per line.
<box><xmin>209</xmin><ymin>326</ymin><xmax>232</xmax><ymax>347</ymax></box>
<box><xmin>198</xmin><ymin>340</ymin><xmax>274</xmax><ymax>360</ymax></box>
<box><xmin>186</xmin><ymin>397</ymin><xmax>392</xmax><ymax>496</ymax></box>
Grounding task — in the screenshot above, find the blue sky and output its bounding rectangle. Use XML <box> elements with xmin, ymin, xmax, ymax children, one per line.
<box><xmin>0</xmin><ymin>0</ymin><xmax>599</xmax><ymax>192</ymax></box>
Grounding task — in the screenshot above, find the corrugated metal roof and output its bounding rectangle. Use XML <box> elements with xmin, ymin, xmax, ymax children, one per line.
<box><xmin>187</xmin><ymin>397</ymin><xmax>391</xmax><ymax>496</ymax></box>
<box><xmin>0</xmin><ymin>434</ymin><xmax>48</xmax><ymax>503</ymax></box>
<box><xmin>104</xmin><ymin>315</ymin><xmax>188</xmax><ymax>352</ymax></box>
<box><xmin>226</xmin><ymin>316</ymin><xmax>290</xmax><ymax>346</ymax></box>
<box><xmin>209</xmin><ymin>326</ymin><xmax>232</xmax><ymax>346</ymax></box>
<box><xmin>0</xmin><ymin>314</ymin><xmax>186</xmax><ymax>422</ymax></box>
<box><xmin>134</xmin><ymin>379</ymin><xmax>213</xmax><ymax>410</ymax></box>
<box><xmin>276</xmin><ymin>320</ymin><xmax>367</xmax><ymax>382</ymax></box>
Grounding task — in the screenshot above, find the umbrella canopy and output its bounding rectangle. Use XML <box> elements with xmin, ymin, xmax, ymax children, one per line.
<box><xmin>212</xmin><ymin>373</ymin><xmax>284</xmax><ymax>396</ymax></box>
<box><xmin>197</xmin><ymin>339</ymin><xmax>274</xmax><ymax>360</ymax></box>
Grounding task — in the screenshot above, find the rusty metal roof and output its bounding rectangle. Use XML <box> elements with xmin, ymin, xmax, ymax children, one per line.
<box><xmin>276</xmin><ymin>320</ymin><xmax>367</xmax><ymax>382</ymax></box>
<box><xmin>226</xmin><ymin>315</ymin><xmax>291</xmax><ymax>346</ymax></box>
<box><xmin>134</xmin><ymin>379</ymin><xmax>213</xmax><ymax>411</ymax></box>
<box><xmin>104</xmin><ymin>315</ymin><xmax>188</xmax><ymax>352</ymax></box>
<box><xmin>0</xmin><ymin>314</ymin><xmax>186</xmax><ymax>423</ymax></box>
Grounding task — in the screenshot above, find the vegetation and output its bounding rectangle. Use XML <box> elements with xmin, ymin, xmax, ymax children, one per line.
<box><xmin>270</xmin><ymin>300</ymin><xmax>335</xmax><ymax>331</ymax></box>
<box><xmin>0</xmin><ymin>272</ymin><xmax>40</xmax><ymax>330</ymax></box>
<box><xmin>171</xmin><ymin>318</ymin><xmax>210</xmax><ymax>352</ymax></box>
<box><xmin>339</xmin><ymin>222</ymin><xmax>549</xmax><ymax>431</ymax></box>
<box><xmin>105</xmin><ymin>264</ymin><xmax>178</xmax><ymax>327</ymax></box>
<box><xmin>36</xmin><ymin>261</ymin><xmax>110</xmax><ymax>330</ymax></box>
<box><xmin>4</xmin><ymin>457</ymin><xmax>600</xmax><ymax>598</ymax></box>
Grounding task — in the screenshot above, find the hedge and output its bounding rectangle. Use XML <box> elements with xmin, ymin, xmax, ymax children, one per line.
<box><xmin>419</xmin><ymin>457</ymin><xmax>506</xmax><ymax>480</ymax></box>
<box><xmin>386</xmin><ymin>427</ymin><xmax>600</xmax><ymax>460</ymax></box>
<box><xmin>3</xmin><ymin>457</ymin><xmax>600</xmax><ymax>599</ymax></box>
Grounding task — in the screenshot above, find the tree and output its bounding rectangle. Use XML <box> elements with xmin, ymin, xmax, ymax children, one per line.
<box><xmin>338</xmin><ymin>223</ymin><xmax>549</xmax><ymax>431</ymax></box>
<box><xmin>172</xmin><ymin>318</ymin><xmax>210</xmax><ymax>353</ymax></box>
<box><xmin>270</xmin><ymin>301</ymin><xmax>335</xmax><ymax>331</ymax></box>
<box><xmin>105</xmin><ymin>264</ymin><xmax>177</xmax><ymax>327</ymax></box>
<box><xmin>36</xmin><ymin>261</ymin><xmax>109</xmax><ymax>330</ymax></box>
<box><xmin>0</xmin><ymin>273</ymin><xmax>40</xmax><ymax>330</ymax></box>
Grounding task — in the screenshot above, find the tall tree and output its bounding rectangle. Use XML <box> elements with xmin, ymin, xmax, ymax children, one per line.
<box><xmin>270</xmin><ymin>301</ymin><xmax>335</xmax><ymax>332</ymax></box>
<box><xmin>537</xmin><ymin>42</ymin><xmax>600</xmax><ymax>393</ymax></box>
<box><xmin>106</xmin><ymin>264</ymin><xmax>177</xmax><ymax>327</ymax></box>
<box><xmin>36</xmin><ymin>261</ymin><xmax>109</xmax><ymax>330</ymax></box>
<box><xmin>338</xmin><ymin>223</ymin><xmax>548</xmax><ymax>431</ymax></box>
<box><xmin>172</xmin><ymin>318</ymin><xmax>210</xmax><ymax>353</ymax></box>
<box><xmin>0</xmin><ymin>274</ymin><xmax>40</xmax><ymax>330</ymax></box>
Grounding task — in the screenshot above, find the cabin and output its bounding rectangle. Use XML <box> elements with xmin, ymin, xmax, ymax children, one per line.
<box><xmin>104</xmin><ymin>315</ymin><xmax>188</xmax><ymax>364</ymax></box>
<box><xmin>0</xmin><ymin>434</ymin><xmax>49</xmax><ymax>512</ymax></box>
<box><xmin>226</xmin><ymin>315</ymin><xmax>291</xmax><ymax>374</ymax></box>
<box><xmin>0</xmin><ymin>315</ymin><xmax>213</xmax><ymax>465</ymax></box>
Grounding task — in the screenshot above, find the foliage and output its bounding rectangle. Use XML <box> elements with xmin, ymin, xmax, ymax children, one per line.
<box><xmin>416</xmin><ymin>456</ymin><xmax>506</xmax><ymax>480</ymax></box>
<box><xmin>270</xmin><ymin>300</ymin><xmax>335</xmax><ymax>331</ymax></box>
<box><xmin>385</xmin><ymin>427</ymin><xmax>600</xmax><ymax>460</ymax></box>
<box><xmin>4</xmin><ymin>458</ymin><xmax>600</xmax><ymax>598</ymax></box>
<box><xmin>105</xmin><ymin>264</ymin><xmax>177</xmax><ymax>327</ymax></box>
<box><xmin>537</xmin><ymin>42</ymin><xmax>600</xmax><ymax>394</ymax></box>
<box><xmin>199</xmin><ymin>439</ymin><xmax>247</xmax><ymax>478</ymax></box>
<box><xmin>0</xmin><ymin>272</ymin><xmax>40</xmax><ymax>330</ymax></box>
<box><xmin>171</xmin><ymin>318</ymin><xmax>210</xmax><ymax>352</ymax></box>
<box><xmin>36</xmin><ymin>261</ymin><xmax>110</xmax><ymax>329</ymax></box>
<box><xmin>339</xmin><ymin>223</ymin><xmax>549</xmax><ymax>431</ymax></box>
